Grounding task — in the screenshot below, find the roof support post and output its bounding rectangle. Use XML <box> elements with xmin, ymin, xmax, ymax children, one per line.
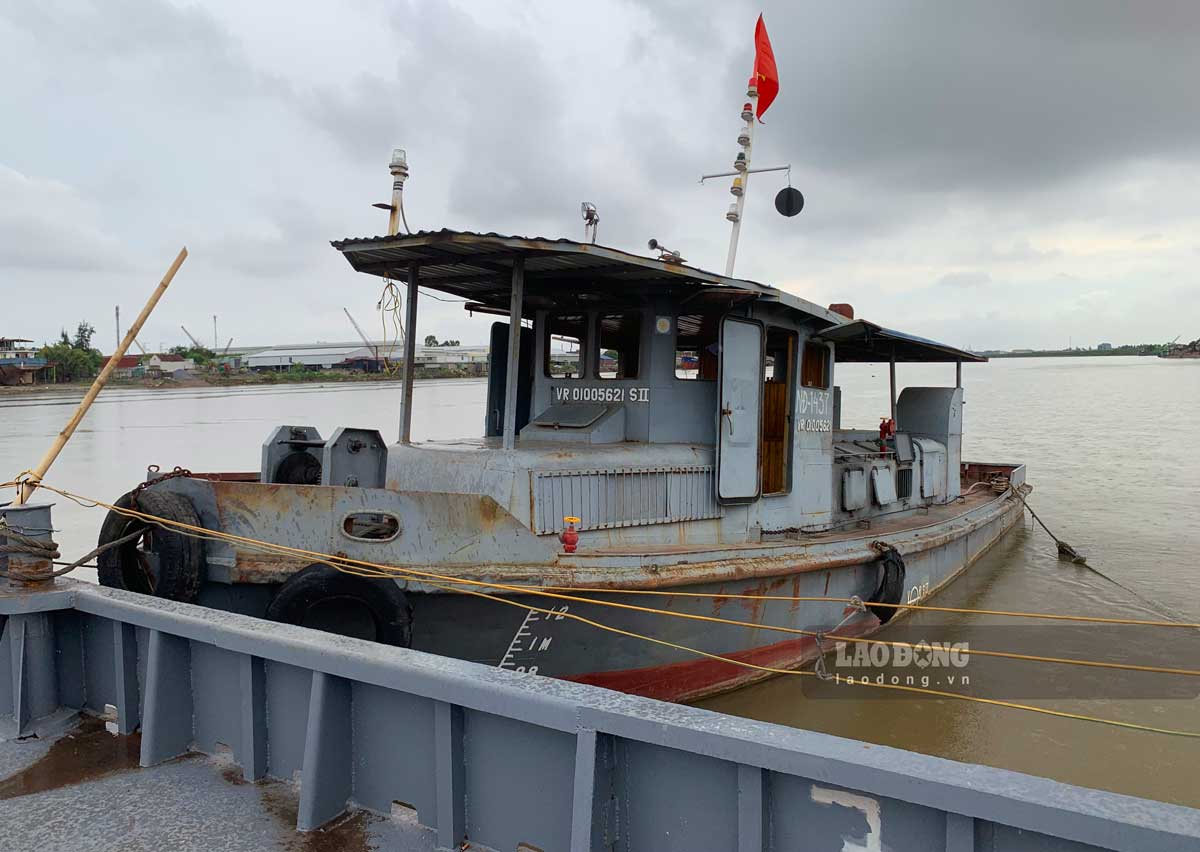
<box><xmin>889</xmin><ymin>347</ymin><xmax>897</xmax><ymax>423</ymax></box>
<box><xmin>398</xmin><ymin>263</ymin><xmax>419</xmax><ymax>444</ymax></box>
<box><xmin>501</xmin><ymin>256</ymin><xmax>525</xmax><ymax>450</ymax></box>
<box><xmin>956</xmin><ymin>359</ymin><xmax>962</xmax><ymax>388</ymax></box>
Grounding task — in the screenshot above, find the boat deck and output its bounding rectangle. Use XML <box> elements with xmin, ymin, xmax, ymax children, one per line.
<box><xmin>572</xmin><ymin>486</ymin><xmax>1002</xmax><ymax>558</ymax></box>
<box><xmin>0</xmin><ymin>718</ymin><xmax>428</xmax><ymax>852</ymax></box>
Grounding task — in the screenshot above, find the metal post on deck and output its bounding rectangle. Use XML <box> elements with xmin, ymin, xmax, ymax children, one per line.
<box><xmin>398</xmin><ymin>262</ymin><xmax>419</xmax><ymax>444</ymax></box>
<box><xmin>889</xmin><ymin>347</ymin><xmax>897</xmax><ymax>423</ymax></box>
<box><xmin>501</xmin><ymin>256</ymin><xmax>525</xmax><ymax>450</ymax></box>
<box><xmin>956</xmin><ymin>359</ymin><xmax>962</xmax><ymax>388</ymax></box>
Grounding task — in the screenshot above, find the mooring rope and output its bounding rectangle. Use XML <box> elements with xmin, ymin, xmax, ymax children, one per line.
<box><xmin>0</xmin><ymin>520</ymin><xmax>60</xmax><ymax>561</ymax></box>
<box><xmin>16</xmin><ymin>479</ymin><xmax>1200</xmax><ymax>738</ymax></box>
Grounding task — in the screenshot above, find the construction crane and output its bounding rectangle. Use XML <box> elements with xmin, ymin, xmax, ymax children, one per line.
<box><xmin>180</xmin><ymin>325</ymin><xmax>204</xmax><ymax>349</ymax></box>
<box><xmin>343</xmin><ymin>308</ymin><xmax>378</xmax><ymax>359</ymax></box>
<box><xmin>221</xmin><ymin>338</ymin><xmax>234</xmax><ymax>357</ymax></box>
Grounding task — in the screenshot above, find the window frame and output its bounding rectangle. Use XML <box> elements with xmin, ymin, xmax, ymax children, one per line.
<box><xmin>801</xmin><ymin>340</ymin><xmax>831</xmax><ymax>389</ymax></box>
<box><xmin>542</xmin><ymin>312</ymin><xmax>589</xmax><ymax>380</ymax></box>
<box><xmin>673</xmin><ymin>312</ymin><xmax>720</xmax><ymax>382</ymax></box>
<box><xmin>594</xmin><ymin>310</ymin><xmax>643</xmax><ymax>381</ymax></box>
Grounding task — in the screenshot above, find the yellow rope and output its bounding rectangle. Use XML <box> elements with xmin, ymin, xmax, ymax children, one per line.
<box><xmin>32</xmin><ymin>481</ymin><xmax>1200</xmax><ymax>738</ymax></box>
<box><xmin>540</xmin><ymin>586</ymin><xmax>1200</xmax><ymax>629</ymax></box>
<box><xmin>343</xmin><ymin>565</ymin><xmax>1200</xmax><ymax>740</ymax></box>
<box><xmin>41</xmin><ymin>483</ymin><xmax>1200</xmax><ymax>678</ymax></box>
<box><xmin>44</xmin><ymin>481</ymin><xmax>1196</xmax><ymax>629</ymax></box>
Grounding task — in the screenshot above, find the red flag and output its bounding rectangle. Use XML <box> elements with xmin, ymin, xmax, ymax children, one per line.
<box><xmin>751</xmin><ymin>14</ymin><xmax>779</xmax><ymax>120</ymax></box>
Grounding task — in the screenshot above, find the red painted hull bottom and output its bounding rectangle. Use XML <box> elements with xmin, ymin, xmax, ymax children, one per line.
<box><xmin>565</xmin><ymin>616</ymin><xmax>881</xmax><ymax>704</ymax></box>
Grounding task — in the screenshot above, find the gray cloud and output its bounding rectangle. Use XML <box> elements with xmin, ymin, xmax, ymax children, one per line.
<box><xmin>742</xmin><ymin>2</ymin><xmax>1200</xmax><ymax>193</ymax></box>
<box><xmin>1</xmin><ymin>0</ymin><xmax>1198</xmax><ymax>352</ymax></box>
<box><xmin>0</xmin><ymin>166</ymin><xmax>135</xmax><ymax>273</ymax></box>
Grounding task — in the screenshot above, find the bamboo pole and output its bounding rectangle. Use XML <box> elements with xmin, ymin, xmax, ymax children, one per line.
<box><xmin>15</xmin><ymin>247</ymin><xmax>188</xmax><ymax>505</ymax></box>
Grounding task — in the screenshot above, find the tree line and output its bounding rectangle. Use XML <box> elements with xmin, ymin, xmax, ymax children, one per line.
<box><xmin>35</xmin><ymin>321</ymin><xmax>223</xmax><ymax>384</ymax></box>
<box><xmin>38</xmin><ymin>321</ymin><xmax>103</xmax><ymax>382</ymax></box>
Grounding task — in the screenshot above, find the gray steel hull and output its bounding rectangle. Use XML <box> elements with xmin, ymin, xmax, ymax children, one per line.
<box><xmin>404</xmin><ymin>495</ymin><xmax>1024</xmax><ymax>702</ymax></box>
<box><xmin>168</xmin><ymin>475</ymin><xmax>1024</xmax><ymax>703</ymax></box>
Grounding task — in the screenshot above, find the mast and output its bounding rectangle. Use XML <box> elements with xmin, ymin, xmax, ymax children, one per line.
<box><xmin>700</xmin><ymin>89</ymin><xmax>789</xmax><ymax>277</ymax></box>
<box><xmin>725</xmin><ymin>85</ymin><xmax>758</xmax><ymax>276</ymax></box>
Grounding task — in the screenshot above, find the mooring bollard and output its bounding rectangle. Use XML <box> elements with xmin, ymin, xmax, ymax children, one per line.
<box><xmin>0</xmin><ymin>503</ymin><xmax>58</xmax><ymax>588</ymax></box>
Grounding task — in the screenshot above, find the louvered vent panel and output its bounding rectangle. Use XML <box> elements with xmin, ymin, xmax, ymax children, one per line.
<box><xmin>532</xmin><ymin>466</ymin><xmax>721</xmax><ymax>534</ymax></box>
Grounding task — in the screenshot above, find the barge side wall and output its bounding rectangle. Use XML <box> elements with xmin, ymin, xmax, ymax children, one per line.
<box><xmin>1</xmin><ymin>581</ymin><xmax>1198</xmax><ymax>852</ymax></box>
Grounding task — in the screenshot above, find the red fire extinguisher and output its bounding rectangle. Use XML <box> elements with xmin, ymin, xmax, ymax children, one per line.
<box><xmin>878</xmin><ymin>416</ymin><xmax>896</xmax><ymax>450</ymax></box>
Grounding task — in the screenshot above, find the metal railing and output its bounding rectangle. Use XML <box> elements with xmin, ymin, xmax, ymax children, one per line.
<box><xmin>0</xmin><ymin>357</ymin><xmax>47</xmax><ymax>367</ymax></box>
<box><xmin>2</xmin><ymin>580</ymin><xmax>1198</xmax><ymax>851</ymax></box>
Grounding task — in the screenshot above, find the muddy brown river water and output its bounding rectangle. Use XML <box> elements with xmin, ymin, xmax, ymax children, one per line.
<box><xmin>2</xmin><ymin>356</ymin><xmax>1198</xmax><ymax>806</ymax></box>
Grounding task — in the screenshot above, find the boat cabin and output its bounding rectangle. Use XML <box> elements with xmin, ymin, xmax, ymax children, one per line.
<box><xmin>326</xmin><ymin>230</ymin><xmax>984</xmax><ymax>547</ymax></box>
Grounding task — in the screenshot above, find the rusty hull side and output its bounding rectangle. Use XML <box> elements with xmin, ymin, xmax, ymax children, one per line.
<box><xmin>155</xmin><ymin>479</ymin><xmax>559</xmax><ymax>584</ymax></box>
<box><xmin>157</xmin><ymin>475</ymin><xmax>1023</xmax><ymax>597</ymax></box>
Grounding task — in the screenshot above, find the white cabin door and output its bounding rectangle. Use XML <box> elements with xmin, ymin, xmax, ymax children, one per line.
<box><xmin>717</xmin><ymin>316</ymin><xmax>764</xmax><ymax>503</ymax></box>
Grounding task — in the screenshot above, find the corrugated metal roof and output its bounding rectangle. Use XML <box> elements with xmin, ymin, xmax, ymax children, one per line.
<box><xmin>247</xmin><ymin>345</ymin><xmax>371</xmax><ymax>360</ymax></box>
<box><xmin>331</xmin><ymin>229</ymin><xmax>846</xmax><ymax>326</ymax></box>
<box><xmin>819</xmin><ymin>320</ymin><xmax>986</xmax><ymax>363</ymax></box>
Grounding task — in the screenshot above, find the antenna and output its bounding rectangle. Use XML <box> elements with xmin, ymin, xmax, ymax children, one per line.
<box><xmin>581</xmin><ymin>202</ymin><xmax>599</xmax><ymax>244</ymax></box>
<box><xmin>213</xmin><ymin>315</ymin><xmax>218</xmax><ymax>350</ymax></box>
<box><xmin>115</xmin><ymin>306</ymin><xmax>120</xmax><ymax>352</ymax></box>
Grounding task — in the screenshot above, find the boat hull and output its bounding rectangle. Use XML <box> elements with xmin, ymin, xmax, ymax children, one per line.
<box><xmin>402</xmin><ymin>493</ymin><xmax>1024</xmax><ymax>703</ymax></box>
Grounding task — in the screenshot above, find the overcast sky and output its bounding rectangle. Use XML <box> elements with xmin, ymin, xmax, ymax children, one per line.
<box><xmin>4</xmin><ymin>0</ymin><xmax>1199</xmax><ymax>353</ymax></box>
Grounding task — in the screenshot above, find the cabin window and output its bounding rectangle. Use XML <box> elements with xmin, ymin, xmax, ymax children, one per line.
<box><xmin>801</xmin><ymin>341</ymin><xmax>830</xmax><ymax>389</ymax></box>
<box><xmin>761</xmin><ymin>327</ymin><xmax>797</xmax><ymax>495</ymax></box>
<box><xmin>544</xmin><ymin>313</ymin><xmax>588</xmax><ymax>379</ymax></box>
<box><xmin>596</xmin><ymin>312</ymin><xmax>641</xmax><ymax>379</ymax></box>
<box><xmin>674</xmin><ymin>313</ymin><xmax>720</xmax><ymax>380</ymax></box>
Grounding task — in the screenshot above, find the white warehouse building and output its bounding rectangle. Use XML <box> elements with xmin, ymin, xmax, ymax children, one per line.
<box><xmin>244</xmin><ymin>343</ymin><xmax>372</xmax><ymax>371</ymax></box>
<box><xmin>243</xmin><ymin>341</ymin><xmax>489</xmax><ymax>372</ymax></box>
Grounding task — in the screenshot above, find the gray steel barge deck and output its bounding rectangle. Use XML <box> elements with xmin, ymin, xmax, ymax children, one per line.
<box><xmin>2</xmin><ymin>579</ymin><xmax>1198</xmax><ymax>852</ymax></box>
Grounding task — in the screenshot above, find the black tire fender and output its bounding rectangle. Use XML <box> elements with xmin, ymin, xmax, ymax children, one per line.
<box><xmin>265</xmin><ymin>563</ymin><xmax>412</xmax><ymax>647</ymax></box>
<box><xmin>867</xmin><ymin>546</ymin><xmax>906</xmax><ymax>623</ymax></box>
<box><xmin>96</xmin><ymin>489</ymin><xmax>205</xmax><ymax>603</ymax></box>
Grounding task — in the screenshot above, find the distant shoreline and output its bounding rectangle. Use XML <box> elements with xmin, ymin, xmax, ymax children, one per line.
<box><xmin>0</xmin><ymin>371</ymin><xmax>485</xmax><ymax>397</ymax></box>
<box><xmin>984</xmin><ymin>349</ymin><xmax>1161</xmax><ymax>358</ymax></box>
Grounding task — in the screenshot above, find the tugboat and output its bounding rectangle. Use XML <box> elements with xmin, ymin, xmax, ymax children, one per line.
<box><xmin>95</xmin><ymin>73</ymin><xmax>1027</xmax><ymax>703</ymax></box>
